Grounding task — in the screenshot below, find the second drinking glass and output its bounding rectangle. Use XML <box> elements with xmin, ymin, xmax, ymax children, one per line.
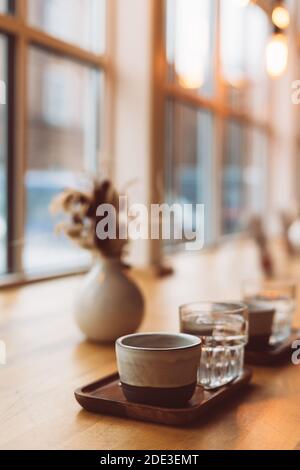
<box><xmin>179</xmin><ymin>302</ymin><xmax>248</xmax><ymax>390</ymax></box>
<box><xmin>243</xmin><ymin>280</ymin><xmax>296</xmax><ymax>345</ymax></box>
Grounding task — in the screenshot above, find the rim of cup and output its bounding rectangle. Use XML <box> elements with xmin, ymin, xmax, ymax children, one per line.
<box><xmin>116</xmin><ymin>332</ymin><xmax>201</xmax><ymax>351</ymax></box>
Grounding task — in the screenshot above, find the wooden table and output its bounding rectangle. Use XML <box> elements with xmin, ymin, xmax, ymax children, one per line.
<box><xmin>1</xmin><ymin>242</ymin><xmax>300</xmax><ymax>450</ymax></box>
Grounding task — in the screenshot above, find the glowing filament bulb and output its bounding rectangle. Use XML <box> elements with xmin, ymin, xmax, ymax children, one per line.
<box><xmin>266</xmin><ymin>33</ymin><xmax>288</xmax><ymax>78</ymax></box>
<box><xmin>272</xmin><ymin>5</ymin><xmax>290</xmax><ymax>30</ymax></box>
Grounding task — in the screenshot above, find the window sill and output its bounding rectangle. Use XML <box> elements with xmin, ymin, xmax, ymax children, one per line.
<box><xmin>0</xmin><ymin>265</ymin><xmax>90</xmax><ymax>289</ymax></box>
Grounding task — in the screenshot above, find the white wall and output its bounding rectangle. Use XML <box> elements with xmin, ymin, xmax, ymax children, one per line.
<box><xmin>111</xmin><ymin>0</ymin><xmax>153</xmax><ymax>266</ymax></box>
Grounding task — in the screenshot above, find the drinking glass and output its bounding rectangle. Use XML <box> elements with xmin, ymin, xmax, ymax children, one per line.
<box><xmin>243</xmin><ymin>280</ymin><xmax>296</xmax><ymax>345</ymax></box>
<box><xmin>179</xmin><ymin>302</ymin><xmax>248</xmax><ymax>390</ymax></box>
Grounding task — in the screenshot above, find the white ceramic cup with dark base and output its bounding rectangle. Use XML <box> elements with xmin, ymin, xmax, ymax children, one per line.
<box><xmin>115</xmin><ymin>333</ymin><xmax>201</xmax><ymax>408</ymax></box>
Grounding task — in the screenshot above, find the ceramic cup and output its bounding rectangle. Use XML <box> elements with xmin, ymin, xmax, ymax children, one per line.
<box><xmin>115</xmin><ymin>333</ymin><xmax>201</xmax><ymax>407</ymax></box>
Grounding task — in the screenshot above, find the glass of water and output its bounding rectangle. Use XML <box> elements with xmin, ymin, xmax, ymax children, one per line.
<box><xmin>179</xmin><ymin>302</ymin><xmax>248</xmax><ymax>390</ymax></box>
<box><xmin>243</xmin><ymin>280</ymin><xmax>296</xmax><ymax>345</ymax></box>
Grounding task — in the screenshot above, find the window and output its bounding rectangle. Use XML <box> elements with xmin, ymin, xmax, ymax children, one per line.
<box><xmin>163</xmin><ymin>0</ymin><xmax>270</xmax><ymax>247</ymax></box>
<box><xmin>245</xmin><ymin>127</ymin><xmax>268</xmax><ymax>217</ymax></box>
<box><xmin>0</xmin><ymin>1</ymin><xmax>9</xmax><ymax>14</ymax></box>
<box><xmin>222</xmin><ymin>122</ymin><xmax>269</xmax><ymax>235</ymax></box>
<box><xmin>0</xmin><ymin>1</ymin><xmax>107</xmax><ymax>279</ymax></box>
<box><xmin>222</xmin><ymin>120</ymin><xmax>247</xmax><ymax>235</ymax></box>
<box><xmin>165</xmin><ymin>101</ymin><xmax>214</xmax><ymax>247</ymax></box>
<box><xmin>0</xmin><ymin>35</ymin><xmax>7</xmax><ymax>274</ymax></box>
<box><xmin>25</xmin><ymin>48</ymin><xmax>102</xmax><ymax>272</ymax></box>
<box><xmin>28</xmin><ymin>0</ymin><xmax>106</xmax><ymax>54</ymax></box>
<box><xmin>166</xmin><ymin>0</ymin><xmax>216</xmax><ymax>96</ymax></box>
<box><xmin>220</xmin><ymin>0</ymin><xmax>270</xmax><ymax>119</ymax></box>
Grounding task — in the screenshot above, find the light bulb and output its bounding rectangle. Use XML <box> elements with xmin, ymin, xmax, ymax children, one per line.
<box><xmin>272</xmin><ymin>5</ymin><xmax>290</xmax><ymax>29</ymax></box>
<box><xmin>174</xmin><ymin>4</ymin><xmax>209</xmax><ymax>91</ymax></box>
<box><xmin>266</xmin><ymin>33</ymin><xmax>288</xmax><ymax>78</ymax></box>
<box><xmin>178</xmin><ymin>73</ymin><xmax>204</xmax><ymax>90</ymax></box>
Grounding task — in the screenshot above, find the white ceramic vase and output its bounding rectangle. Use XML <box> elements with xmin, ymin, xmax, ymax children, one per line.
<box><xmin>74</xmin><ymin>258</ymin><xmax>145</xmax><ymax>342</ymax></box>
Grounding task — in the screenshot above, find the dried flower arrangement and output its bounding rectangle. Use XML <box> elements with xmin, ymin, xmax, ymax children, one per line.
<box><xmin>51</xmin><ymin>179</ymin><xmax>128</xmax><ymax>260</ymax></box>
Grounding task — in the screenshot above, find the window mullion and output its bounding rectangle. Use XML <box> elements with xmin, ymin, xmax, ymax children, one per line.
<box><xmin>15</xmin><ymin>0</ymin><xmax>27</xmax><ymax>20</ymax></box>
<box><xmin>10</xmin><ymin>1</ymin><xmax>28</xmax><ymax>273</ymax></box>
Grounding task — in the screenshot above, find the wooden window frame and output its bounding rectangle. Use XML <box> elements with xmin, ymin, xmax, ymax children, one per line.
<box><xmin>158</xmin><ymin>0</ymin><xmax>273</xmax><ymax>130</ymax></box>
<box><xmin>0</xmin><ymin>0</ymin><xmax>112</xmax><ymax>286</ymax></box>
<box><xmin>152</xmin><ymin>0</ymin><xmax>273</xmax><ymax>259</ymax></box>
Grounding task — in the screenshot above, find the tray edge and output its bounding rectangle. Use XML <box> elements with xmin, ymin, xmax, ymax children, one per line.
<box><xmin>75</xmin><ymin>368</ymin><xmax>253</xmax><ymax>426</ymax></box>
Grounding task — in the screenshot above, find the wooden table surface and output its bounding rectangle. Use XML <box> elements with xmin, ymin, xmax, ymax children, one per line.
<box><xmin>0</xmin><ymin>241</ymin><xmax>300</xmax><ymax>450</ymax></box>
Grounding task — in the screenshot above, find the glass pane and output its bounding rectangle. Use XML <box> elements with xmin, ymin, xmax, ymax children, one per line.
<box><xmin>28</xmin><ymin>0</ymin><xmax>106</xmax><ymax>54</ymax></box>
<box><xmin>0</xmin><ymin>36</ymin><xmax>8</xmax><ymax>274</ymax></box>
<box><xmin>220</xmin><ymin>0</ymin><xmax>269</xmax><ymax>118</ymax></box>
<box><xmin>222</xmin><ymin>120</ymin><xmax>247</xmax><ymax>235</ymax></box>
<box><xmin>0</xmin><ymin>0</ymin><xmax>9</xmax><ymax>13</ymax></box>
<box><xmin>166</xmin><ymin>0</ymin><xmax>215</xmax><ymax>96</ymax></box>
<box><xmin>165</xmin><ymin>101</ymin><xmax>214</xmax><ymax>249</ymax></box>
<box><xmin>245</xmin><ymin>128</ymin><xmax>268</xmax><ymax>216</ymax></box>
<box><xmin>25</xmin><ymin>47</ymin><xmax>102</xmax><ymax>273</ymax></box>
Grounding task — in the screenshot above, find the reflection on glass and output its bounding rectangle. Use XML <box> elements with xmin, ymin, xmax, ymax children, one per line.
<box><xmin>0</xmin><ymin>36</ymin><xmax>7</xmax><ymax>274</ymax></box>
<box><xmin>28</xmin><ymin>0</ymin><xmax>106</xmax><ymax>54</ymax></box>
<box><xmin>222</xmin><ymin>120</ymin><xmax>247</xmax><ymax>235</ymax></box>
<box><xmin>166</xmin><ymin>0</ymin><xmax>215</xmax><ymax>95</ymax></box>
<box><xmin>25</xmin><ymin>47</ymin><xmax>101</xmax><ymax>273</ymax></box>
<box><xmin>220</xmin><ymin>0</ymin><xmax>269</xmax><ymax>117</ymax></box>
<box><xmin>165</xmin><ymin>101</ymin><xmax>214</xmax><ymax>248</ymax></box>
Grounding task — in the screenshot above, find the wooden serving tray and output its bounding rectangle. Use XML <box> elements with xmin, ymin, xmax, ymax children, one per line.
<box><xmin>245</xmin><ymin>330</ymin><xmax>300</xmax><ymax>366</ymax></box>
<box><xmin>75</xmin><ymin>368</ymin><xmax>252</xmax><ymax>426</ymax></box>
